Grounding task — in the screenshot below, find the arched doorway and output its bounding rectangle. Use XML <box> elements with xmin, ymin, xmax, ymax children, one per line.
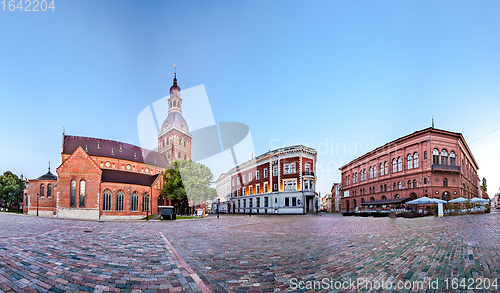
<box><xmin>346</xmin><ymin>200</ymin><xmax>350</xmax><ymax>212</ymax></box>
<box><xmin>409</xmin><ymin>193</ymin><xmax>417</xmax><ymax>200</ymax></box>
<box><xmin>381</xmin><ymin>195</ymin><xmax>387</xmax><ymax>200</ymax></box>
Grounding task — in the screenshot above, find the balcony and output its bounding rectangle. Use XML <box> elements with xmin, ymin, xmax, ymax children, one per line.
<box><xmin>432</xmin><ymin>164</ymin><xmax>461</xmax><ymax>172</ymax></box>
<box><xmin>302</xmin><ymin>171</ymin><xmax>315</xmax><ymax>177</ymax></box>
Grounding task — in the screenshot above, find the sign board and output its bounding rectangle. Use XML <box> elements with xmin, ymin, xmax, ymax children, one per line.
<box><xmin>344</xmin><ymin>190</ymin><xmax>350</xmax><ymax>197</ymax></box>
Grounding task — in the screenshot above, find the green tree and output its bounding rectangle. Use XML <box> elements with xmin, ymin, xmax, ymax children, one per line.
<box><xmin>0</xmin><ymin>171</ymin><xmax>25</xmax><ymax>209</ymax></box>
<box><xmin>160</xmin><ymin>160</ymin><xmax>216</xmax><ymax>213</ymax></box>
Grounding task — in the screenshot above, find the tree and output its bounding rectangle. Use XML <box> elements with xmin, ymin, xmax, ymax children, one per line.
<box><xmin>0</xmin><ymin>171</ymin><xmax>25</xmax><ymax>209</ymax></box>
<box><xmin>481</xmin><ymin>177</ymin><xmax>487</xmax><ymax>192</ymax></box>
<box><xmin>160</xmin><ymin>160</ymin><xmax>217</xmax><ymax>214</ymax></box>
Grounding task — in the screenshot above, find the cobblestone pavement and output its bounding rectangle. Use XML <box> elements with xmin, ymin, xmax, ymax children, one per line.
<box><xmin>1</xmin><ymin>210</ymin><xmax>500</xmax><ymax>293</ymax></box>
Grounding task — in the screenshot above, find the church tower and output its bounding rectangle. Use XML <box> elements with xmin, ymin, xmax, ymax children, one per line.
<box><xmin>158</xmin><ymin>68</ymin><xmax>192</xmax><ymax>162</ymax></box>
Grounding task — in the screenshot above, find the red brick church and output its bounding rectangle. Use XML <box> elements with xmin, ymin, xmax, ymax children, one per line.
<box><xmin>24</xmin><ymin>72</ymin><xmax>192</xmax><ymax>219</ymax></box>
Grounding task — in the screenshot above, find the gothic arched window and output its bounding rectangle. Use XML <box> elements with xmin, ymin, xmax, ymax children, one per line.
<box><xmin>79</xmin><ymin>180</ymin><xmax>85</xmax><ymax>207</ymax></box>
<box><xmin>47</xmin><ymin>184</ymin><xmax>51</xmax><ymax>197</ymax></box>
<box><xmin>132</xmin><ymin>192</ymin><xmax>139</xmax><ymax>211</ymax></box>
<box><xmin>392</xmin><ymin>159</ymin><xmax>397</xmax><ymax>173</ymax></box>
<box><xmin>143</xmin><ymin>193</ymin><xmax>150</xmax><ymax>212</ymax></box>
<box><xmin>70</xmin><ymin>180</ymin><xmax>76</xmax><ymax>207</ymax></box>
<box><xmin>413</xmin><ymin>152</ymin><xmax>419</xmax><ymax>168</ymax></box>
<box><xmin>384</xmin><ymin>161</ymin><xmax>388</xmax><ymax>175</ymax></box>
<box><xmin>40</xmin><ymin>184</ymin><xmax>45</xmax><ymax>197</ymax></box>
<box><xmin>103</xmin><ymin>189</ymin><xmax>111</xmax><ymax>211</ymax></box>
<box><xmin>116</xmin><ymin>191</ymin><xmax>124</xmax><ymax>211</ymax></box>
<box><xmin>397</xmin><ymin>157</ymin><xmax>402</xmax><ymax>172</ymax></box>
<box><xmin>450</xmin><ymin>151</ymin><xmax>456</xmax><ymax>166</ymax></box>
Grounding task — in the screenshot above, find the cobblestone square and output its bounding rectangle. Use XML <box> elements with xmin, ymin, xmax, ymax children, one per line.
<box><xmin>1</xmin><ymin>211</ymin><xmax>500</xmax><ymax>293</ymax></box>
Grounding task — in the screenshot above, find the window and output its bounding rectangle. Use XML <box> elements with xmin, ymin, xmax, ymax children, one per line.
<box><xmin>243</xmin><ymin>187</ymin><xmax>246</xmax><ymax>196</ymax></box>
<box><xmin>70</xmin><ymin>180</ymin><xmax>76</xmax><ymax>207</ymax></box>
<box><xmin>384</xmin><ymin>162</ymin><xmax>388</xmax><ymax>175</ymax></box>
<box><xmin>283</xmin><ymin>179</ymin><xmax>296</xmax><ymax>191</ymax></box>
<box><xmin>237</xmin><ymin>177</ymin><xmax>240</xmax><ymax>185</ymax></box>
<box><xmin>292</xmin><ymin>197</ymin><xmax>297</xmax><ymax>206</ymax></box>
<box><xmin>264</xmin><ymin>197</ymin><xmax>269</xmax><ymax>207</ymax></box>
<box><xmin>443</xmin><ymin>178</ymin><xmax>448</xmax><ymax>187</ymax></box>
<box><xmin>249</xmin><ymin>173</ymin><xmax>252</xmax><ymax>182</ymax></box>
<box><xmin>264</xmin><ymin>182</ymin><xmax>268</xmax><ymax>193</ymax></box>
<box><xmin>103</xmin><ymin>189</ymin><xmax>111</xmax><ymax>211</ymax></box>
<box><xmin>424</xmin><ymin>178</ymin><xmax>427</xmax><ymax>184</ymax></box>
<box><xmin>79</xmin><ymin>180</ymin><xmax>85</xmax><ymax>207</ymax></box>
<box><xmin>407</xmin><ymin>180</ymin><xmax>411</xmax><ymax>189</ymax></box>
<box><xmin>256</xmin><ymin>184</ymin><xmax>260</xmax><ymax>194</ymax></box>
<box><xmin>392</xmin><ymin>159</ymin><xmax>397</xmax><ymax>173</ymax></box>
<box><xmin>249</xmin><ymin>198</ymin><xmax>252</xmax><ymax>208</ymax></box>
<box><xmin>143</xmin><ymin>193</ymin><xmax>150</xmax><ymax>211</ymax></box>
<box><xmin>132</xmin><ymin>192</ymin><xmax>139</xmax><ymax>211</ymax></box>
<box><xmin>305</xmin><ymin>163</ymin><xmax>311</xmax><ymax>172</ymax></box>
<box><xmin>264</xmin><ymin>168</ymin><xmax>268</xmax><ymax>178</ymax></box>
<box><xmin>393</xmin><ymin>182</ymin><xmax>396</xmax><ymax>190</ymax></box>
<box><xmin>407</xmin><ymin>154</ymin><xmax>413</xmax><ymax>170</ymax></box>
<box><xmin>178</xmin><ymin>151</ymin><xmax>181</xmax><ymax>158</ymax></box>
<box><xmin>397</xmin><ymin>157</ymin><xmax>402</xmax><ymax>172</ymax></box>
<box><xmin>184</xmin><ymin>140</ymin><xmax>186</xmax><ymax>147</ymax></box>
<box><xmin>413</xmin><ymin>179</ymin><xmax>417</xmax><ymax>188</ymax></box>
<box><xmin>249</xmin><ymin>186</ymin><xmax>253</xmax><ymax>195</ymax></box>
<box><xmin>256</xmin><ymin>197</ymin><xmax>260</xmax><ymax>207</ymax></box>
<box><xmin>256</xmin><ymin>170</ymin><xmax>260</xmax><ymax>180</ymax></box>
<box><xmin>232</xmin><ymin>179</ymin><xmax>235</xmax><ymax>186</ymax></box>
<box><xmin>450</xmin><ymin>151</ymin><xmax>456</xmax><ymax>166</ymax></box>
<box><xmin>413</xmin><ymin>152</ymin><xmax>419</xmax><ymax>168</ymax></box>
<box><xmin>238</xmin><ymin>200</ymin><xmax>240</xmax><ymax>208</ymax></box>
<box><xmin>285</xmin><ymin>198</ymin><xmax>290</xmax><ymax>206</ymax></box>
<box><xmin>304</xmin><ymin>180</ymin><xmax>309</xmax><ymax>190</ymax></box>
<box><xmin>242</xmin><ymin>175</ymin><xmax>246</xmax><ymax>184</ymax></box>
<box><xmin>441</xmin><ymin>149</ymin><xmax>448</xmax><ymax>165</ymax></box>
<box><xmin>380</xmin><ymin>185</ymin><xmax>383</xmax><ymax>192</ymax></box>
<box><xmin>374</xmin><ymin>165</ymin><xmax>377</xmax><ymax>177</ymax></box>
<box><xmin>273</xmin><ymin>166</ymin><xmax>278</xmax><ymax>176</ymax></box>
<box><xmin>433</xmin><ymin>149</ymin><xmax>440</xmax><ymax>165</ymax></box>
<box><xmin>309</xmin><ymin>180</ymin><xmax>314</xmax><ymax>190</ymax></box>
<box><xmin>369</xmin><ymin>187</ymin><xmax>372</xmax><ymax>193</ymax></box>
<box><xmin>363</xmin><ymin>169</ymin><xmax>366</xmax><ymax>181</ymax></box>
<box><xmin>184</xmin><ymin>155</ymin><xmax>186</xmax><ymax>160</ymax></box>
<box><xmin>384</xmin><ymin>184</ymin><xmax>387</xmax><ymax>192</ymax></box>
<box><xmin>243</xmin><ymin>199</ymin><xmax>246</xmax><ymax>208</ymax></box>
<box><xmin>424</xmin><ymin>151</ymin><xmax>427</xmax><ymax>159</ymax></box>
<box><xmin>274</xmin><ymin>183</ymin><xmax>278</xmax><ymax>191</ymax></box>
<box><xmin>116</xmin><ymin>191</ymin><xmax>124</xmax><ymax>211</ymax></box>
<box><xmin>179</xmin><ymin>138</ymin><xmax>182</xmax><ymax>144</ymax></box>
<box><xmin>237</xmin><ymin>189</ymin><xmax>240</xmax><ymax>196</ymax></box>
<box><xmin>40</xmin><ymin>184</ymin><xmax>45</xmax><ymax>197</ymax></box>
<box><xmin>47</xmin><ymin>184</ymin><xmax>52</xmax><ymax>197</ymax></box>
<box><xmin>398</xmin><ymin>182</ymin><xmax>401</xmax><ymax>189</ymax></box>
<box><xmin>369</xmin><ymin>167</ymin><xmax>373</xmax><ymax>179</ymax></box>
<box><xmin>284</xmin><ymin>163</ymin><xmax>296</xmax><ymax>174</ymax></box>
<box><xmin>380</xmin><ymin>163</ymin><xmax>384</xmax><ymax>176</ymax></box>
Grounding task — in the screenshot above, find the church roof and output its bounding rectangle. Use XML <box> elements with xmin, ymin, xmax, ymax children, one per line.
<box><xmin>101</xmin><ymin>169</ymin><xmax>161</xmax><ymax>186</ymax></box>
<box><xmin>62</xmin><ymin>135</ymin><xmax>169</xmax><ymax>168</ymax></box>
<box><xmin>36</xmin><ymin>170</ymin><xmax>57</xmax><ymax>181</ymax></box>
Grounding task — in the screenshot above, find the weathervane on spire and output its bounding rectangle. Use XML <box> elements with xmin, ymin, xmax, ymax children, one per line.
<box><xmin>432</xmin><ymin>116</ymin><xmax>435</xmax><ymax>128</ymax></box>
<box><xmin>48</xmin><ymin>161</ymin><xmax>51</xmax><ymax>172</ymax></box>
<box><xmin>174</xmin><ymin>64</ymin><xmax>176</xmax><ymax>76</ymax></box>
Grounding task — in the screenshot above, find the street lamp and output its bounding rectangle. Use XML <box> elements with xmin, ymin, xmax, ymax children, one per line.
<box><xmin>217</xmin><ymin>198</ymin><xmax>220</xmax><ymax>218</ymax></box>
<box><xmin>36</xmin><ymin>193</ymin><xmax>39</xmax><ymax>217</ymax></box>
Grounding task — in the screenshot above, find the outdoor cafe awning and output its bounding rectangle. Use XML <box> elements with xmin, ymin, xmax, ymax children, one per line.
<box><xmin>361</xmin><ymin>197</ymin><xmax>411</xmax><ymax>206</ymax></box>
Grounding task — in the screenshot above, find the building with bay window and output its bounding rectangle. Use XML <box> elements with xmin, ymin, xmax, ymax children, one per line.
<box><xmin>217</xmin><ymin>145</ymin><xmax>317</xmax><ymax>214</ymax></box>
<box><xmin>340</xmin><ymin>127</ymin><xmax>480</xmax><ymax>212</ymax></box>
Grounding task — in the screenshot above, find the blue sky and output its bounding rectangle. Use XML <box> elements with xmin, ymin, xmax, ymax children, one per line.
<box><xmin>1</xmin><ymin>0</ymin><xmax>499</xmax><ymax>196</ymax></box>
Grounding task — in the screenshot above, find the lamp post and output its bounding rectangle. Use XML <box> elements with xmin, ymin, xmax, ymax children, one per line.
<box><xmin>217</xmin><ymin>198</ymin><xmax>220</xmax><ymax>218</ymax></box>
<box><xmin>36</xmin><ymin>193</ymin><xmax>39</xmax><ymax>217</ymax></box>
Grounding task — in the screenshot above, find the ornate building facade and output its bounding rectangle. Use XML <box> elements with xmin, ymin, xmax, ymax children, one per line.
<box><xmin>340</xmin><ymin>127</ymin><xmax>479</xmax><ymax>212</ymax></box>
<box><xmin>220</xmin><ymin>145</ymin><xmax>317</xmax><ymax>214</ymax></box>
